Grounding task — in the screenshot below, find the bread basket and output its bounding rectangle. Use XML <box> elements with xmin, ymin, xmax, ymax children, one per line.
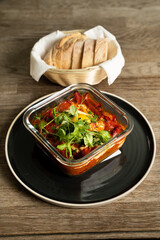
<box><xmin>30</xmin><ymin>26</ymin><xmax>124</xmax><ymax>87</ymax></box>
<box><xmin>43</xmin><ymin>30</ymin><xmax>107</xmax><ymax>86</ymax></box>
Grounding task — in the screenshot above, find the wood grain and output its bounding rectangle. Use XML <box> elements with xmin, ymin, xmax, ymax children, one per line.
<box><xmin>0</xmin><ymin>0</ymin><xmax>160</xmax><ymax>239</ymax></box>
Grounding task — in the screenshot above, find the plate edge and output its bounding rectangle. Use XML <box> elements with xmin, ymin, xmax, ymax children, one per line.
<box><xmin>5</xmin><ymin>91</ymin><xmax>156</xmax><ymax>208</ymax></box>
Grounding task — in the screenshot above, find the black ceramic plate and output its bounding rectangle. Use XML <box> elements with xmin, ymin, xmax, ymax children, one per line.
<box><xmin>5</xmin><ymin>92</ymin><xmax>156</xmax><ymax>207</ymax></box>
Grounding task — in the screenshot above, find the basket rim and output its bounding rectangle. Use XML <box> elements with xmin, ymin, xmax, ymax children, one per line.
<box><xmin>46</xmin><ymin>65</ymin><xmax>101</xmax><ymax>73</ymax></box>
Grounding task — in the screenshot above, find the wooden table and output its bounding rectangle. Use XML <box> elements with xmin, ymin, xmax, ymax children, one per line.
<box><xmin>0</xmin><ymin>0</ymin><xmax>160</xmax><ymax>239</ymax></box>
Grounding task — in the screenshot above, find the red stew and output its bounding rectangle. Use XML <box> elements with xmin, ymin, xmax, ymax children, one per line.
<box><xmin>31</xmin><ymin>91</ymin><xmax>124</xmax><ymax>160</ymax></box>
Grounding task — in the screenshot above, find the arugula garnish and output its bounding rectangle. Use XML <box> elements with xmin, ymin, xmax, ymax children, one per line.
<box><xmin>70</xmin><ymin>105</ymin><xmax>78</xmax><ymax>117</ymax></box>
<box><xmin>39</xmin><ymin>121</ymin><xmax>47</xmax><ymax>134</ymax></box>
<box><xmin>34</xmin><ymin>113</ymin><xmax>42</xmax><ymax>121</ymax></box>
<box><xmin>34</xmin><ymin>105</ymin><xmax>111</xmax><ymax>159</ymax></box>
<box><xmin>84</xmin><ymin>133</ymin><xmax>93</xmax><ymax>147</ymax></box>
<box><xmin>98</xmin><ymin>130</ymin><xmax>111</xmax><ymax>142</ymax></box>
<box><xmin>91</xmin><ymin>114</ymin><xmax>98</xmax><ymax>122</ymax></box>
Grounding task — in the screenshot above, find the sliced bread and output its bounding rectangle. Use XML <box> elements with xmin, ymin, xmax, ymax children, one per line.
<box><xmin>81</xmin><ymin>39</ymin><xmax>95</xmax><ymax>68</ymax></box>
<box><xmin>71</xmin><ymin>39</ymin><xmax>85</xmax><ymax>69</ymax></box>
<box><xmin>94</xmin><ymin>38</ymin><xmax>108</xmax><ymax>65</ymax></box>
<box><xmin>53</xmin><ymin>33</ymin><xmax>86</xmax><ymax>69</ymax></box>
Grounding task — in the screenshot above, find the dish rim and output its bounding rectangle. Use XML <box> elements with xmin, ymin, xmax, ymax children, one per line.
<box><xmin>5</xmin><ymin>91</ymin><xmax>156</xmax><ymax>208</ymax></box>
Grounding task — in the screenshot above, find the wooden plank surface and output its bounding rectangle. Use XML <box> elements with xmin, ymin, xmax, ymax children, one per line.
<box><xmin>0</xmin><ymin>0</ymin><xmax>160</xmax><ymax>239</ymax></box>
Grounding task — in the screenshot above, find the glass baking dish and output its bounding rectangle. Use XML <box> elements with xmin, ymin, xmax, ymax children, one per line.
<box><xmin>23</xmin><ymin>83</ymin><xmax>134</xmax><ymax>176</ymax></box>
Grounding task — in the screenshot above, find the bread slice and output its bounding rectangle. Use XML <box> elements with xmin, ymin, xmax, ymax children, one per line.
<box><xmin>81</xmin><ymin>39</ymin><xmax>95</xmax><ymax>68</ymax></box>
<box><xmin>44</xmin><ymin>45</ymin><xmax>55</xmax><ymax>66</ymax></box>
<box><xmin>61</xmin><ymin>37</ymin><xmax>78</xmax><ymax>69</ymax></box>
<box><xmin>51</xmin><ymin>41</ymin><xmax>62</xmax><ymax>68</ymax></box>
<box><xmin>94</xmin><ymin>38</ymin><xmax>108</xmax><ymax>65</ymax></box>
<box><xmin>53</xmin><ymin>33</ymin><xmax>86</xmax><ymax>69</ymax></box>
<box><xmin>71</xmin><ymin>39</ymin><xmax>85</xmax><ymax>69</ymax></box>
<box><xmin>57</xmin><ymin>32</ymin><xmax>82</xmax><ymax>48</ymax></box>
<box><xmin>43</xmin><ymin>41</ymin><xmax>59</xmax><ymax>66</ymax></box>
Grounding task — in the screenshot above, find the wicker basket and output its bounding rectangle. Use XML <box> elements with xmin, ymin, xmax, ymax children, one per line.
<box><xmin>44</xmin><ymin>29</ymin><xmax>117</xmax><ymax>87</ymax></box>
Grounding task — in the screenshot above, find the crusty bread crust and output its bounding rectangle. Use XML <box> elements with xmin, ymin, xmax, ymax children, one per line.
<box><xmin>61</xmin><ymin>36</ymin><xmax>82</xmax><ymax>69</ymax></box>
<box><xmin>82</xmin><ymin>39</ymin><xmax>95</xmax><ymax>68</ymax></box>
<box><xmin>43</xmin><ymin>45</ymin><xmax>54</xmax><ymax>65</ymax></box>
<box><xmin>57</xmin><ymin>32</ymin><xmax>82</xmax><ymax>48</ymax></box>
<box><xmin>71</xmin><ymin>39</ymin><xmax>85</xmax><ymax>69</ymax></box>
<box><xmin>94</xmin><ymin>38</ymin><xmax>108</xmax><ymax>65</ymax></box>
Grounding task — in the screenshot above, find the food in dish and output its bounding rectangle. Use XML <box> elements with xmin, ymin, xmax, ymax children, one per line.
<box><xmin>31</xmin><ymin>91</ymin><xmax>124</xmax><ymax>160</ymax></box>
<box><xmin>44</xmin><ymin>32</ymin><xmax>108</xmax><ymax>69</ymax></box>
<box><xmin>23</xmin><ymin>84</ymin><xmax>133</xmax><ymax>175</ymax></box>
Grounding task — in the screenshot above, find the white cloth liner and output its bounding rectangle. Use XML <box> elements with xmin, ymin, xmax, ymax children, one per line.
<box><xmin>30</xmin><ymin>25</ymin><xmax>125</xmax><ymax>85</ymax></box>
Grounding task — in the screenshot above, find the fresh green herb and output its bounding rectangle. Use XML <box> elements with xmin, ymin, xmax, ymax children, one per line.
<box><xmin>34</xmin><ymin>114</ymin><xmax>42</xmax><ymax>121</ymax></box>
<box><xmin>98</xmin><ymin>130</ymin><xmax>111</xmax><ymax>142</ymax></box>
<box><xmin>67</xmin><ymin>142</ymin><xmax>72</xmax><ymax>158</ymax></box>
<box><xmin>84</xmin><ymin>133</ymin><xmax>93</xmax><ymax>147</ymax></box>
<box><xmin>57</xmin><ymin>128</ymin><xmax>66</xmax><ymax>139</ymax></box>
<box><xmin>70</xmin><ymin>105</ymin><xmax>78</xmax><ymax>116</ymax></box>
<box><xmin>91</xmin><ymin>114</ymin><xmax>98</xmax><ymax>122</ymax></box>
<box><xmin>34</xmin><ymin>104</ymin><xmax>111</xmax><ymax>159</ymax></box>
<box><xmin>57</xmin><ymin>143</ymin><xmax>67</xmax><ymax>150</ymax></box>
<box><xmin>53</xmin><ymin>107</ymin><xmax>57</xmax><ymax>117</ymax></box>
<box><xmin>87</xmin><ymin>113</ymin><xmax>98</xmax><ymax>122</ymax></box>
<box><xmin>39</xmin><ymin>121</ymin><xmax>47</xmax><ymax>134</ymax></box>
<box><xmin>33</xmin><ymin>124</ymin><xmax>38</xmax><ymax>129</ymax></box>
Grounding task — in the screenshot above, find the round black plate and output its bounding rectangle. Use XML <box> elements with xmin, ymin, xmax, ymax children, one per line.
<box><xmin>5</xmin><ymin>92</ymin><xmax>156</xmax><ymax>207</ymax></box>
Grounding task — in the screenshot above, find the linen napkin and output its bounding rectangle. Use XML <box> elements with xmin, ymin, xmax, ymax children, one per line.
<box><xmin>30</xmin><ymin>25</ymin><xmax>125</xmax><ymax>85</ymax></box>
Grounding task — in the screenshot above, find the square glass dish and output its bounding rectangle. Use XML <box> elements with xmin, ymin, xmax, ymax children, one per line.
<box><xmin>23</xmin><ymin>84</ymin><xmax>134</xmax><ymax>176</ymax></box>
